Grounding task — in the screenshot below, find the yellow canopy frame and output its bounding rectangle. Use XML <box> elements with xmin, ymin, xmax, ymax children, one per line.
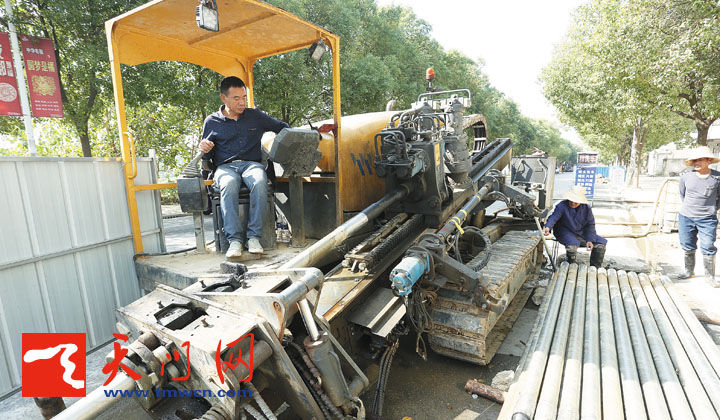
<box><xmin>105</xmin><ymin>0</ymin><xmax>342</xmax><ymax>253</ymax></box>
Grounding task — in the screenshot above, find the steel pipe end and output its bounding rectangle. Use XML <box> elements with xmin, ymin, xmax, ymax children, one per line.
<box><xmin>511</xmin><ymin>413</ymin><xmax>531</xmax><ymax>420</ymax></box>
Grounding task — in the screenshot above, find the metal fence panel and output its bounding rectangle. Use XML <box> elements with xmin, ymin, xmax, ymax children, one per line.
<box><xmin>94</xmin><ymin>161</ymin><xmax>132</xmax><ymax>239</ymax></box>
<box><xmin>41</xmin><ymin>255</ymin><xmax>88</xmax><ymax>334</ymax></box>
<box><xmin>21</xmin><ymin>161</ymin><xmax>74</xmax><ymax>256</ymax></box>
<box><xmin>0</xmin><ymin>264</ymin><xmax>48</xmax><ymax>387</ymax></box>
<box><xmin>0</xmin><ymin>162</ymin><xmax>34</xmax><ymax>265</ymax></box>
<box><xmin>135</xmin><ymin>160</ymin><xmax>162</xmax><ymax>234</ymax></box>
<box><xmin>75</xmin><ymin>247</ymin><xmax>118</xmax><ymax>346</ymax></box>
<box><xmin>109</xmin><ymin>241</ymin><xmax>143</xmax><ymax>306</ymax></box>
<box><xmin>60</xmin><ymin>161</ymin><xmax>107</xmax><ymax>246</ymax></box>
<box><xmin>0</xmin><ymin>331</ymin><xmax>12</xmax><ymax>393</ymax></box>
<box><xmin>0</xmin><ymin>157</ymin><xmax>163</xmax><ymax>397</ymax></box>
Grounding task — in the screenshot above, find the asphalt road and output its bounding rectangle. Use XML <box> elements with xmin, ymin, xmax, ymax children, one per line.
<box><xmin>162</xmin><ymin>213</ymin><xmax>215</xmax><ymax>252</ymax></box>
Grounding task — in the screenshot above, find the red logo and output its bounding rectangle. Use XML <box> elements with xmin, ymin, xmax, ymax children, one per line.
<box><xmin>22</xmin><ymin>333</ymin><xmax>86</xmax><ymax>397</ymax></box>
<box><xmin>216</xmin><ymin>333</ymin><xmax>254</xmax><ymax>384</ymax></box>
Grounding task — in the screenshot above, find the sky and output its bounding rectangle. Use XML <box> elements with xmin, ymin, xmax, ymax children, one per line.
<box><xmin>375</xmin><ymin>0</ymin><xmax>587</xmax><ymax>144</ymax></box>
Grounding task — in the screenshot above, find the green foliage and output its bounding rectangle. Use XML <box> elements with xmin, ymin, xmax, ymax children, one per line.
<box><xmin>0</xmin><ymin>0</ymin><xmax>150</xmax><ymax>156</ymax></box>
<box><xmin>542</xmin><ymin>0</ymin><xmax>719</xmax><ymax>167</ymax></box>
<box><xmin>0</xmin><ymin>0</ymin><xmax>578</xmax><ymax>174</ymax></box>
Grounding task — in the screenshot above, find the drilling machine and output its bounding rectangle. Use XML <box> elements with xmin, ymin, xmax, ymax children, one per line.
<box><xmin>53</xmin><ymin>83</ymin><xmax>551</xmax><ymax>420</ymax></box>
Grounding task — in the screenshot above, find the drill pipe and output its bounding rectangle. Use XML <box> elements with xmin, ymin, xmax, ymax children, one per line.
<box><xmin>617</xmin><ymin>271</ymin><xmax>670</xmax><ymax>420</ymax></box>
<box><xmin>499</xmin><ymin>266</ymin><xmax>563</xmax><ymax>420</ymax></box>
<box><xmin>556</xmin><ymin>264</ymin><xmax>587</xmax><ymax>420</ymax></box>
<box><xmin>281</xmin><ymin>186</ymin><xmax>408</xmax><ymax>343</ymax></box>
<box><xmin>511</xmin><ymin>262</ymin><xmax>569</xmax><ymax>420</ymax></box>
<box><xmin>628</xmin><ymin>272</ymin><xmax>694</xmax><ymax>420</ymax></box>
<box><xmin>534</xmin><ymin>263</ymin><xmax>578</xmax><ymax>420</ymax></box>
<box><xmin>650</xmin><ymin>274</ymin><xmax>720</xmax><ymax>414</ymax></box>
<box><xmin>581</xmin><ymin>266</ymin><xmax>601</xmax><ymax>420</ymax></box>
<box><xmin>640</xmin><ymin>274</ymin><xmax>719</xmax><ymax>420</ymax></box>
<box><xmin>660</xmin><ymin>275</ymin><xmax>720</xmax><ymax>378</ymax></box>
<box><xmin>281</xmin><ymin>185</ymin><xmax>409</xmax><ymax>270</ymax></box>
<box><xmin>597</xmin><ymin>268</ymin><xmax>623</xmax><ymax>420</ymax></box>
<box><xmin>608</xmin><ymin>269</ymin><xmax>647</xmax><ymax>420</ymax></box>
<box><xmin>517</xmin><ymin>261</ymin><xmax>563</xmax><ymax>375</ymax></box>
<box><xmin>52</xmin><ymin>373</ymin><xmax>136</xmax><ymax>420</ymax></box>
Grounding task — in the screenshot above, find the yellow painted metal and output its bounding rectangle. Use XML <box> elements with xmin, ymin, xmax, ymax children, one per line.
<box><xmin>264</xmin><ymin>111</ymin><xmax>395</xmax><ymax>213</ymax></box>
<box><xmin>335</xmin><ymin>111</ymin><xmax>394</xmax><ymax>212</ymax></box>
<box><xmin>134</xmin><ymin>182</ymin><xmax>177</xmax><ymax>191</ymax></box>
<box><xmin>329</xmin><ymin>36</ymin><xmax>342</xmax><ymax>225</ymax></box>
<box><xmin>106</xmin><ymin>23</ymin><xmax>144</xmax><ymax>253</ymax></box>
<box><xmin>106</xmin><ymin>0</ymin><xmax>334</xmax><ymax>72</ymax></box>
<box><xmin>106</xmin><ymin>0</ymin><xmax>341</xmax><ymax>253</ymax></box>
<box><xmin>132</xmin><ymin>180</ymin><xmax>212</xmax><ymax>191</ymax></box>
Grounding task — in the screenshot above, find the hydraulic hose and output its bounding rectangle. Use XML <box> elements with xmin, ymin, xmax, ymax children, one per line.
<box><xmin>598</xmin><ymin>177</ymin><xmax>678</xmax><ymax>238</ymax></box>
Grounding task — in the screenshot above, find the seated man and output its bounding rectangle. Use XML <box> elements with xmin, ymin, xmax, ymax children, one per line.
<box><xmin>543</xmin><ymin>185</ymin><xmax>607</xmax><ymax>268</ymax></box>
<box><xmin>199</xmin><ymin>76</ymin><xmax>289</xmax><ymax>258</ymax></box>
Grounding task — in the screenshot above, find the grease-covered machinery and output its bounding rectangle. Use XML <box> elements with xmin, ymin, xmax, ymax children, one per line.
<box><xmin>56</xmin><ymin>82</ymin><xmax>554</xmax><ymax>420</ymax></box>
<box><xmin>52</xmin><ymin>2</ymin><xmax>557</xmax><ymax>419</ymax></box>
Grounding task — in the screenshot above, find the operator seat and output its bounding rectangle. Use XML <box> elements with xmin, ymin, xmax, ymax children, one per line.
<box><xmin>203</xmin><ymin>155</ymin><xmax>277</xmax><ymax>253</ymax></box>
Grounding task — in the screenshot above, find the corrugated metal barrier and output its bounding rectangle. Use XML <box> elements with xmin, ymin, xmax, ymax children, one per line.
<box><xmin>595</xmin><ymin>166</ymin><xmax>609</xmax><ymax>178</ymax></box>
<box><xmin>0</xmin><ymin>157</ymin><xmax>164</xmax><ymax>397</ymax></box>
<box><xmin>499</xmin><ymin>263</ymin><xmax>720</xmax><ymax>420</ymax></box>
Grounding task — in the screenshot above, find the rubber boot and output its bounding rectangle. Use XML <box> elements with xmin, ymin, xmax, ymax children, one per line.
<box><xmin>589</xmin><ymin>244</ymin><xmax>606</xmax><ymax>268</ymax></box>
<box><xmin>565</xmin><ymin>249</ymin><xmax>577</xmax><ymax>264</ymax></box>
<box><xmin>703</xmin><ymin>254</ymin><xmax>720</xmax><ymax>287</ymax></box>
<box><xmin>677</xmin><ymin>250</ymin><xmax>695</xmax><ymax>280</ymax></box>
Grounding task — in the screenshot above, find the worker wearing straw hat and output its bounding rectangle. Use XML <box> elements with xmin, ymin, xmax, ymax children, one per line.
<box><xmin>543</xmin><ymin>185</ymin><xmax>607</xmax><ymax>267</ymax></box>
<box><xmin>677</xmin><ymin>146</ymin><xmax>720</xmax><ymax>287</ymax></box>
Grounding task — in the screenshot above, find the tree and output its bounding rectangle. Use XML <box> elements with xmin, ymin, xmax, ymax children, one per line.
<box><xmin>4</xmin><ymin>0</ymin><xmax>148</xmax><ymax>156</ymax></box>
<box><xmin>0</xmin><ymin>0</ymin><xmax>578</xmax><ymax>176</ymax></box>
<box><xmin>620</xmin><ymin>0</ymin><xmax>720</xmax><ymax>145</ymax></box>
<box><xmin>541</xmin><ymin>0</ymin><xmax>699</xmax><ymax>186</ymax></box>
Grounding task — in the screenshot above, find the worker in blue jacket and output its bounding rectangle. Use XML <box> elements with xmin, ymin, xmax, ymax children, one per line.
<box><xmin>543</xmin><ymin>185</ymin><xmax>607</xmax><ymax>267</ymax></box>
<box><xmin>200</xmin><ymin>76</ymin><xmax>289</xmax><ymax>259</ymax></box>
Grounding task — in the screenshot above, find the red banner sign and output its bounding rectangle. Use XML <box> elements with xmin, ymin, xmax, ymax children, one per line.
<box><xmin>0</xmin><ymin>32</ymin><xmax>22</xmax><ymax>116</ymax></box>
<box><xmin>20</xmin><ymin>35</ymin><xmax>63</xmax><ymax>118</ymax></box>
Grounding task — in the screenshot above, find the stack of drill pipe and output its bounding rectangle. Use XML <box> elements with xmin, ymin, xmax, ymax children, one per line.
<box><xmin>498</xmin><ymin>265</ymin><xmax>720</xmax><ymax>420</ymax></box>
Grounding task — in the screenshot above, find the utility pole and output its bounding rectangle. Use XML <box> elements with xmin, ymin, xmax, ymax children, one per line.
<box><xmin>4</xmin><ymin>0</ymin><xmax>36</xmax><ymax>156</ymax></box>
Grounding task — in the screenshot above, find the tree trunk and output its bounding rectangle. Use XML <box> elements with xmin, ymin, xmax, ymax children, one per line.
<box><xmin>696</xmin><ymin>120</ymin><xmax>711</xmax><ymax>146</ymax></box>
<box><xmin>79</xmin><ymin>128</ymin><xmax>92</xmax><ymax>157</ymax></box>
<box><xmin>625</xmin><ymin>117</ymin><xmax>643</xmax><ymax>188</ymax></box>
<box><xmin>636</xmin><ymin>125</ymin><xmax>646</xmax><ymax>184</ymax></box>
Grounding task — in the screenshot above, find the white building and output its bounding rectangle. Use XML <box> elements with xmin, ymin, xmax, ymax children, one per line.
<box><xmin>647</xmin><ymin>121</ymin><xmax>720</xmax><ymax>176</ymax></box>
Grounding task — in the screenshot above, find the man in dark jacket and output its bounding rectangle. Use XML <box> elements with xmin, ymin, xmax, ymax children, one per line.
<box><xmin>677</xmin><ymin>146</ymin><xmax>720</xmax><ymax>287</ymax></box>
<box><xmin>199</xmin><ymin>76</ymin><xmax>289</xmax><ymax>258</ymax></box>
<box><xmin>543</xmin><ymin>185</ymin><xmax>607</xmax><ymax>267</ymax></box>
